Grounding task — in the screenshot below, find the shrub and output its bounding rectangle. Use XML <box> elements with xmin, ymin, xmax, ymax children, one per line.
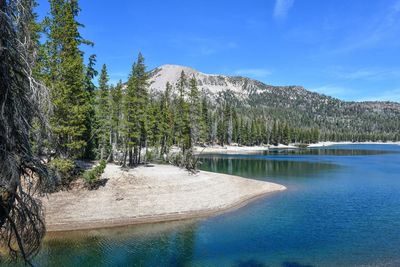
<box><xmin>49</xmin><ymin>158</ymin><xmax>75</xmax><ymax>176</ymax></box>
<box><xmin>145</xmin><ymin>148</ymin><xmax>156</xmax><ymax>163</ymax></box>
<box><xmin>48</xmin><ymin>158</ymin><xmax>77</xmax><ymax>188</ymax></box>
<box><xmin>82</xmin><ymin>170</ymin><xmax>96</xmax><ymax>184</ymax></box>
<box><xmin>169</xmin><ymin>149</ymin><xmax>200</xmax><ymax>173</ymax></box>
<box><xmin>83</xmin><ymin>160</ymin><xmax>107</xmax><ymax>189</ymax></box>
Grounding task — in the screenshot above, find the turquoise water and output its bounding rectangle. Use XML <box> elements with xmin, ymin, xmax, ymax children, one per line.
<box><xmin>28</xmin><ymin>145</ymin><xmax>400</xmax><ymax>266</ymax></box>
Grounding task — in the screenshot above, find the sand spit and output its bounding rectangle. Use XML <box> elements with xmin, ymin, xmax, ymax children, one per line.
<box><xmin>42</xmin><ymin>164</ymin><xmax>286</xmax><ymax>232</ymax></box>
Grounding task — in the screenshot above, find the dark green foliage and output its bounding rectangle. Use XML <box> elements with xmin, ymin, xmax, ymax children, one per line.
<box><xmin>45</xmin><ymin>0</ymin><xmax>92</xmax><ymax>158</ymax></box>
<box><xmin>188</xmin><ymin>77</ymin><xmax>205</xmax><ymax>145</ymax></box>
<box><xmin>110</xmin><ymin>81</ymin><xmax>123</xmax><ymax>161</ymax></box>
<box><xmin>48</xmin><ymin>158</ymin><xmax>77</xmax><ymax>187</ymax></box>
<box><xmin>96</xmin><ymin>64</ymin><xmax>111</xmax><ymax>160</ymax></box>
<box><xmin>83</xmin><ymin>160</ymin><xmax>107</xmax><ymax>189</ymax></box>
<box><xmin>159</xmin><ymin>82</ymin><xmax>174</xmax><ymax>156</ymax></box>
<box><xmin>49</xmin><ymin>158</ymin><xmax>75</xmax><ymax>176</ymax></box>
<box><xmin>83</xmin><ymin>54</ymin><xmax>98</xmax><ymax>159</ymax></box>
<box><xmin>123</xmin><ymin>53</ymin><xmax>150</xmax><ymax>166</ymax></box>
<box><xmin>174</xmin><ymin>71</ymin><xmax>191</xmax><ymax>152</ymax></box>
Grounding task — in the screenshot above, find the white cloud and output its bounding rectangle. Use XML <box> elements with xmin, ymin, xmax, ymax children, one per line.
<box><xmin>234</xmin><ymin>68</ymin><xmax>272</xmax><ymax>78</ymax></box>
<box><xmin>273</xmin><ymin>0</ymin><xmax>295</xmax><ymax>20</ymax></box>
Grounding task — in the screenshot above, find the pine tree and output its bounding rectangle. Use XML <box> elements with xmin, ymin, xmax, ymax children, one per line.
<box><xmin>159</xmin><ymin>82</ymin><xmax>173</xmax><ymax>156</ymax></box>
<box><xmin>96</xmin><ymin>64</ymin><xmax>111</xmax><ymax>160</ymax></box>
<box><xmin>147</xmin><ymin>101</ymin><xmax>160</xmax><ymax>150</ymax></box>
<box><xmin>226</xmin><ymin>104</ymin><xmax>233</xmax><ymax>145</ymax></box>
<box><xmin>83</xmin><ymin>54</ymin><xmax>98</xmax><ymax>159</ymax></box>
<box><xmin>250</xmin><ymin>119</ymin><xmax>256</xmax><ymax>145</ymax></box>
<box><xmin>123</xmin><ymin>53</ymin><xmax>149</xmax><ymax>166</ymax></box>
<box><xmin>201</xmin><ymin>96</ymin><xmax>211</xmax><ymax>143</ymax></box>
<box><xmin>110</xmin><ymin>80</ymin><xmax>123</xmax><ymax>160</ymax></box>
<box><xmin>188</xmin><ymin>76</ymin><xmax>204</xmax><ymax>146</ymax></box>
<box><xmin>123</xmin><ymin>62</ymin><xmax>139</xmax><ymax>166</ymax></box>
<box><xmin>282</xmin><ymin>123</ymin><xmax>290</xmax><ymax>145</ymax></box>
<box><xmin>271</xmin><ymin>120</ymin><xmax>279</xmax><ymax>145</ymax></box>
<box><xmin>210</xmin><ymin>112</ymin><xmax>218</xmax><ymax>145</ymax></box>
<box><xmin>175</xmin><ymin>71</ymin><xmax>190</xmax><ymax>151</ymax></box>
<box><xmin>46</xmin><ymin>0</ymin><xmax>91</xmax><ymax>158</ymax></box>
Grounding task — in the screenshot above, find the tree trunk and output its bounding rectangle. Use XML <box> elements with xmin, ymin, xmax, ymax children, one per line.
<box><xmin>128</xmin><ymin>145</ymin><xmax>133</xmax><ymax>166</ymax></box>
<box><xmin>138</xmin><ymin>143</ymin><xmax>142</xmax><ymax>165</ymax></box>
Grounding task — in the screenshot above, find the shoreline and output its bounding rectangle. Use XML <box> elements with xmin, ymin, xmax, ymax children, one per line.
<box><xmin>307</xmin><ymin>141</ymin><xmax>400</xmax><ymax>148</ymax></box>
<box><xmin>194</xmin><ymin>145</ymin><xmax>270</xmax><ymax>155</ymax></box>
<box><xmin>42</xmin><ymin>164</ymin><xmax>285</xmax><ymax>232</ymax></box>
<box><xmin>194</xmin><ymin>141</ymin><xmax>400</xmax><ymax>154</ymax></box>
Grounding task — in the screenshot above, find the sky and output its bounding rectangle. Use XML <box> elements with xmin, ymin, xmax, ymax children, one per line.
<box><xmin>36</xmin><ymin>0</ymin><xmax>400</xmax><ymax>102</ymax></box>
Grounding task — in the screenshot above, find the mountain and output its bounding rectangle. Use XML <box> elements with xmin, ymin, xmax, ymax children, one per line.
<box><xmin>149</xmin><ymin>64</ymin><xmax>400</xmax><ymax>138</ymax></box>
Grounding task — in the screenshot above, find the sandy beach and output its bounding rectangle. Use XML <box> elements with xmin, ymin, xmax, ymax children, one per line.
<box><xmin>194</xmin><ymin>141</ymin><xmax>400</xmax><ymax>155</ymax></box>
<box><xmin>307</xmin><ymin>141</ymin><xmax>400</xmax><ymax>148</ymax></box>
<box><xmin>194</xmin><ymin>145</ymin><xmax>270</xmax><ymax>154</ymax></box>
<box><xmin>42</xmin><ymin>164</ymin><xmax>286</xmax><ymax>232</ymax></box>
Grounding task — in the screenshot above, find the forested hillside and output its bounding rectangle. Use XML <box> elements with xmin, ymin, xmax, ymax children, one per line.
<box><xmin>149</xmin><ymin>65</ymin><xmax>400</xmax><ymax>143</ymax></box>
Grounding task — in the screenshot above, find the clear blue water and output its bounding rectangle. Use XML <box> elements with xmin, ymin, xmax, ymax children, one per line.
<box><xmin>24</xmin><ymin>145</ymin><xmax>400</xmax><ymax>266</ymax></box>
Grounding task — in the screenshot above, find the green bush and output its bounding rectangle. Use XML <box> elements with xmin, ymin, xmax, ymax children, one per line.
<box><xmin>49</xmin><ymin>158</ymin><xmax>75</xmax><ymax>176</ymax></box>
<box><xmin>83</xmin><ymin>170</ymin><xmax>96</xmax><ymax>183</ymax></box>
<box><xmin>83</xmin><ymin>160</ymin><xmax>107</xmax><ymax>188</ymax></box>
<box><xmin>145</xmin><ymin>149</ymin><xmax>156</xmax><ymax>162</ymax></box>
<box><xmin>49</xmin><ymin>158</ymin><xmax>77</xmax><ymax>188</ymax></box>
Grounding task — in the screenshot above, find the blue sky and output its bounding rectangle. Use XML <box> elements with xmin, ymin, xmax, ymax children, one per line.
<box><xmin>36</xmin><ymin>0</ymin><xmax>400</xmax><ymax>102</ymax></box>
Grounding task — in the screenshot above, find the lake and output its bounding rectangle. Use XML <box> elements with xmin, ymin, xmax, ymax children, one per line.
<box><xmin>21</xmin><ymin>145</ymin><xmax>400</xmax><ymax>266</ymax></box>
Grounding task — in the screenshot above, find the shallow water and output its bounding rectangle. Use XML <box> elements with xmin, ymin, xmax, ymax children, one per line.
<box><xmin>17</xmin><ymin>145</ymin><xmax>400</xmax><ymax>266</ymax></box>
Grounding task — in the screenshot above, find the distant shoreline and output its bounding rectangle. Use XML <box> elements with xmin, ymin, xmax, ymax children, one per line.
<box><xmin>194</xmin><ymin>141</ymin><xmax>400</xmax><ymax>154</ymax></box>
<box><xmin>42</xmin><ymin>164</ymin><xmax>285</xmax><ymax>232</ymax></box>
<box><xmin>307</xmin><ymin>141</ymin><xmax>400</xmax><ymax>148</ymax></box>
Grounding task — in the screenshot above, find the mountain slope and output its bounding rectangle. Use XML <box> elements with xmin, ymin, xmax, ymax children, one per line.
<box><xmin>149</xmin><ymin>64</ymin><xmax>400</xmax><ymax>137</ymax></box>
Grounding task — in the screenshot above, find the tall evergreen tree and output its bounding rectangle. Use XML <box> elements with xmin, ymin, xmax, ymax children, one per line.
<box><xmin>226</xmin><ymin>104</ymin><xmax>233</xmax><ymax>145</ymax></box>
<box><xmin>46</xmin><ymin>0</ymin><xmax>91</xmax><ymax>158</ymax></box>
<box><xmin>123</xmin><ymin>53</ymin><xmax>149</xmax><ymax>166</ymax></box>
<box><xmin>188</xmin><ymin>76</ymin><xmax>204</xmax><ymax>146</ymax></box>
<box><xmin>110</xmin><ymin>80</ymin><xmax>123</xmax><ymax>160</ymax></box>
<box><xmin>96</xmin><ymin>64</ymin><xmax>111</xmax><ymax>160</ymax></box>
<box><xmin>159</xmin><ymin>82</ymin><xmax>173</xmax><ymax>156</ymax></box>
<box><xmin>175</xmin><ymin>71</ymin><xmax>190</xmax><ymax>151</ymax></box>
<box><xmin>83</xmin><ymin>54</ymin><xmax>98</xmax><ymax>159</ymax></box>
<box><xmin>271</xmin><ymin>120</ymin><xmax>279</xmax><ymax>145</ymax></box>
<box><xmin>201</xmin><ymin>96</ymin><xmax>211</xmax><ymax>142</ymax></box>
<box><xmin>282</xmin><ymin>123</ymin><xmax>290</xmax><ymax>145</ymax></box>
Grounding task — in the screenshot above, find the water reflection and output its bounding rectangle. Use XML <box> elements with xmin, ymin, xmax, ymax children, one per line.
<box><xmin>199</xmin><ymin>156</ymin><xmax>338</xmax><ymax>179</ymax></box>
<box><xmin>264</xmin><ymin>147</ymin><xmax>393</xmax><ymax>156</ymax></box>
